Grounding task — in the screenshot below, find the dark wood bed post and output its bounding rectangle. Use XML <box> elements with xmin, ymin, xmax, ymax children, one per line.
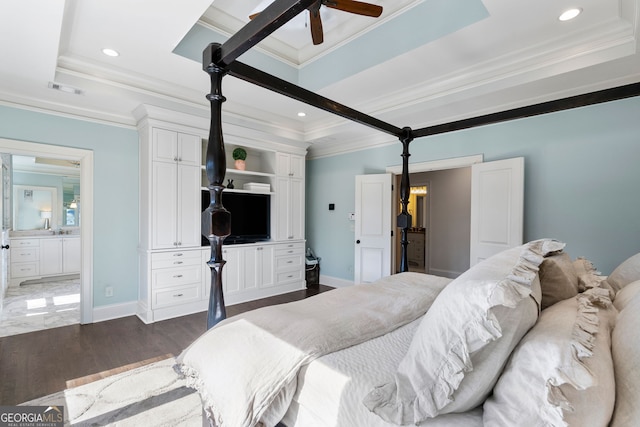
<box><xmin>397</xmin><ymin>127</ymin><xmax>413</xmax><ymax>272</ymax></box>
<box><xmin>202</xmin><ymin>43</ymin><xmax>231</xmax><ymax>330</ymax></box>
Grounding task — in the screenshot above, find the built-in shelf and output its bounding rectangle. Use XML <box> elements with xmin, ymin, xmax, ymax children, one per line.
<box><xmin>200</xmin><ymin>187</ymin><xmax>275</xmax><ymax>195</ymax></box>
<box><xmin>201</xmin><ymin>165</ymin><xmax>276</xmax><ymax>178</ymax></box>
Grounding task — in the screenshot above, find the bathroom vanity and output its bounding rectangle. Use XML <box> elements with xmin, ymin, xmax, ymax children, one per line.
<box><xmin>9</xmin><ymin>231</ymin><xmax>80</xmax><ymax>286</ymax></box>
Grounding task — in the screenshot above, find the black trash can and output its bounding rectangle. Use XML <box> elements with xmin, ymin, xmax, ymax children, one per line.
<box><xmin>306</xmin><ymin>262</ymin><xmax>319</xmax><ymax>288</ymax></box>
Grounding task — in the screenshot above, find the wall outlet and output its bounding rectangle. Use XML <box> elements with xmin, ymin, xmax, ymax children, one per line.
<box><xmin>105</xmin><ymin>286</ymin><xmax>114</xmax><ymax>297</ymax></box>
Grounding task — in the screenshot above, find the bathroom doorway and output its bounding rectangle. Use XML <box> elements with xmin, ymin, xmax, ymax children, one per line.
<box><xmin>0</xmin><ymin>138</ymin><xmax>93</xmax><ymax>336</ymax></box>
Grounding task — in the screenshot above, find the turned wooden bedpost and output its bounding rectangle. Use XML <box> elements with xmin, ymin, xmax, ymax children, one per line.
<box><xmin>202</xmin><ymin>43</ymin><xmax>231</xmax><ymax>329</ymax></box>
<box><xmin>397</xmin><ymin>127</ymin><xmax>413</xmax><ymax>272</ymax></box>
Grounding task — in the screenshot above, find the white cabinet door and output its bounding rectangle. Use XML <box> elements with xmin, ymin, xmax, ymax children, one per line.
<box><xmin>221</xmin><ymin>246</ymin><xmax>241</xmax><ymax>295</ymax></box>
<box><xmin>250</xmin><ymin>245</ymin><xmax>274</xmax><ymax>289</ymax></box>
<box><xmin>177</xmin><ymin>133</ymin><xmax>200</xmax><ymax>166</ymax></box>
<box><xmin>289</xmin><ymin>177</ymin><xmax>304</xmax><ymax>240</ymax></box>
<box><xmin>176</xmin><ymin>164</ymin><xmax>200</xmax><ymax>248</ymax></box>
<box><xmin>63</xmin><ymin>237</ymin><xmax>81</xmax><ymax>273</ymax></box>
<box><xmin>40</xmin><ymin>238</ymin><xmax>63</xmax><ymax>276</ymax></box>
<box><xmin>289</xmin><ymin>155</ymin><xmax>304</xmax><ymax>178</ymax></box>
<box><xmin>152</xmin><ymin>162</ymin><xmax>179</xmax><ymax>249</ymax></box>
<box><xmin>275</xmin><ymin>176</ymin><xmax>304</xmax><ymax>241</ymax></box>
<box><xmin>276</xmin><ymin>152</ymin><xmax>291</xmax><ymax>176</ymax></box>
<box><xmin>152</xmin><ymin>128</ymin><xmax>178</xmax><ymax>163</ymax></box>
<box><xmin>275</xmin><ymin>176</ymin><xmax>290</xmax><ymax>241</ymax></box>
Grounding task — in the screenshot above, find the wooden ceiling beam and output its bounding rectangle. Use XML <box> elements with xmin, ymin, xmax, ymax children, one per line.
<box><xmin>214</xmin><ymin>0</ymin><xmax>316</xmax><ymax>67</ymax></box>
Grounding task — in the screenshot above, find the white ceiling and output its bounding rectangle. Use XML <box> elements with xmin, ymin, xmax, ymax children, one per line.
<box><xmin>1</xmin><ymin>0</ymin><xmax>639</xmax><ymax>158</ymax></box>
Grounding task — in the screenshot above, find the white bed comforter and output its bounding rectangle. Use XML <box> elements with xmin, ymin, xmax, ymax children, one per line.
<box><xmin>176</xmin><ymin>273</ymin><xmax>452</xmax><ymax>427</ymax></box>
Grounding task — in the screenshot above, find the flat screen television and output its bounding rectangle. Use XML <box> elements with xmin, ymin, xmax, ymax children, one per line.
<box><xmin>201</xmin><ymin>190</ymin><xmax>271</xmax><ymax>245</ymax></box>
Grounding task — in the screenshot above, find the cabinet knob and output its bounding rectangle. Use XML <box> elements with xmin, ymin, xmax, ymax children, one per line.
<box><xmin>1</xmin><ymin>244</ymin><xmax>9</xmax><ymax>250</ymax></box>
<box><xmin>173</xmin><ymin>157</ymin><xmax>178</xmax><ymax>161</ymax></box>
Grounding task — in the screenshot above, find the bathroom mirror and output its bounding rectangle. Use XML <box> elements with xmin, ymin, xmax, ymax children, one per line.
<box><xmin>8</xmin><ymin>155</ymin><xmax>81</xmax><ymax>230</ymax></box>
<box><xmin>13</xmin><ymin>185</ymin><xmax>58</xmax><ymax>230</ymax></box>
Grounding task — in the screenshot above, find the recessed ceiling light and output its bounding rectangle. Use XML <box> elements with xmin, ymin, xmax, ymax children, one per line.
<box><xmin>297</xmin><ymin>112</ymin><xmax>306</xmax><ymax>117</ymax></box>
<box><xmin>559</xmin><ymin>8</ymin><xmax>582</xmax><ymax>21</ymax></box>
<box><xmin>102</xmin><ymin>48</ymin><xmax>119</xmax><ymax>57</ymax></box>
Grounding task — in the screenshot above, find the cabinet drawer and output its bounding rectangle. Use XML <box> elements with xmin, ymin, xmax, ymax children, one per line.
<box><xmin>275</xmin><ymin>246</ymin><xmax>304</xmax><ymax>257</ymax></box>
<box><xmin>153</xmin><ymin>284</ymin><xmax>201</xmax><ymax>308</ymax></box>
<box><xmin>276</xmin><ymin>268</ymin><xmax>303</xmax><ymax>284</ymax></box>
<box><xmin>11</xmin><ymin>248</ymin><xmax>39</xmax><ymax>263</ymax></box>
<box><xmin>152</xmin><ymin>265</ymin><xmax>202</xmax><ymax>289</ymax></box>
<box><xmin>275</xmin><ymin>242</ymin><xmax>304</xmax><ymax>251</ymax></box>
<box><xmin>276</xmin><ymin>254</ymin><xmax>303</xmax><ymax>271</ymax></box>
<box><xmin>11</xmin><ymin>239</ymin><xmax>40</xmax><ymax>249</ymax></box>
<box><xmin>152</xmin><ymin>250</ymin><xmax>201</xmax><ymax>269</ymax></box>
<box><xmin>11</xmin><ymin>262</ymin><xmax>39</xmax><ymax>278</ymax></box>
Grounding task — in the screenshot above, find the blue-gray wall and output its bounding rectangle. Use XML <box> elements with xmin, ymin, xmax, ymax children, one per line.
<box><xmin>306</xmin><ymin>95</ymin><xmax>640</xmax><ymax>280</ymax></box>
<box><xmin>0</xmin><ymin>105</ymin><xmax>139</xmax><ymax>307</ymax></box>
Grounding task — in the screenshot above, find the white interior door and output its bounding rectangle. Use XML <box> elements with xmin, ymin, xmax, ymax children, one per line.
<box><xmin>470</xmin><ymin>157</ymin><xmax>524</xmax><ymax>265</ymax></box>
<box><xmin>354</xmin><ymin>173</ymin><xmax>392</xmax><ymax>283</ymax></box>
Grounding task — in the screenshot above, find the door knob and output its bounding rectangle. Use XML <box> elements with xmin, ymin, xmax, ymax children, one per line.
<box><xmin>356</xmin><ymin>240</ymin><xmax>360</xmax><ymax>244</ymax></box>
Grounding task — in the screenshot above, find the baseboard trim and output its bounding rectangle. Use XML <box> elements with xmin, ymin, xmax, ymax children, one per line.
<box><xmin>92</xmin><ymin>301</ymin><xmax>137</xmax><ymax>323</ymax></box>
<box><xmin>319</xmin><ymin>275</ymin><xmax>354</xmax><ymax>288</ymax></box>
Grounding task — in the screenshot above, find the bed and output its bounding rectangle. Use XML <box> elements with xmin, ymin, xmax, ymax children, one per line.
<box><xmin>186</xmin><ymin>1</ymin><xmax>640</xmax><ymax>425</ymax></box>
<box><xmin>177</xmin><ymin>242</ymin><xmax>640</xmax><ymax>426</ymax></box>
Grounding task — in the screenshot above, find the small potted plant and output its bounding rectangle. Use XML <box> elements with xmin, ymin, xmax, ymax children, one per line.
<box><xmin>232</xmin><ymin>147</ymin><xmax>247</xmax><ymax>170</ymax></box>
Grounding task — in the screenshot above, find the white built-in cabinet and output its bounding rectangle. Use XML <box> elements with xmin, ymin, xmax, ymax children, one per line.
<box><xmin>135</xmin><ymin>106</ymin><xmax>307</xmax><ymax>323</ymax></box>
<box><xmin>150</xmin><ymin>128</ymin><xmax>200</xmax><ymax>249</ymax></box>
<box><xmin>203</xmin><ymin>241</ymin><xmax>304</xmax><ymax>306</ymax></box>
<box><xmin>9</xmin><ymin>236</ymin><xmax>80</xmax><ymax>286</ymax></box>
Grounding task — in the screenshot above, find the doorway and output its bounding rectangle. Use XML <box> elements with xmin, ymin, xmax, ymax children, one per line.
<box><xmin>0</xmin><ymin>138</ymin><xmax>93</xmax><ymax>335</ymax></box>
<box><xmin>395</xmin><ymin>183</ymin><xmax>430</xmax><ymax>273</ymax></box>
<box><xmin>388</xmin><ymin>155</ymin><xmax>481</xmax><ymax>278</ymax></box>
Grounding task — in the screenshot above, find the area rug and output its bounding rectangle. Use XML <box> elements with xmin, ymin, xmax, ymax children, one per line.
<box><xmin>21</xmin><ymin>355</ymin><xmax>202</xmax><ymax>426</ymax></box>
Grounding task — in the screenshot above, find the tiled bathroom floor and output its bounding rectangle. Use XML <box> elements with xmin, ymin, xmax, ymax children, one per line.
<box><xmin>0</xmin><ymin>276</ymin><xmax>80</xmax><ymax>337</ymax></box>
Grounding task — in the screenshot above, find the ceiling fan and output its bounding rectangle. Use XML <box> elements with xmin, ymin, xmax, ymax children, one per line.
<box><xmin>249</xmin><ymin>0</ymin><xmax>383</xmax><ymax>45</ymax></box>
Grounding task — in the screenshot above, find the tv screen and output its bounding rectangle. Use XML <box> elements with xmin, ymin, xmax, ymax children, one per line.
<box><xmin>201</xmin><ymin>190</ymin><xmax>271</xmax><ymax>245</ymax></box>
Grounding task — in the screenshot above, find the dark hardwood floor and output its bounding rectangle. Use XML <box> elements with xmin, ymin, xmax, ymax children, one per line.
<box><xmin>0</xmin><ymin>285</ymin><xmax>333</xmax><ymax>405</ymax></box>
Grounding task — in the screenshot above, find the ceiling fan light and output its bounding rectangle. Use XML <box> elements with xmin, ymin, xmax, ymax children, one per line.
<box><xmin>297</xmin><ymin>112</ymin><xmax>306</xmax><ymax>117</ymax></box>
<box><xmin>559</xmin><ymin>8</ymin><xmax>582</xmax><ymax>21</ymax></box>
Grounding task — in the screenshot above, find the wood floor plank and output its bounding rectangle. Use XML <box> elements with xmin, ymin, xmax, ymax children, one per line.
<box><xmin>0</xmin><ymin>285</ymin><xmax>332</xmax><ymax>405</ymax></box>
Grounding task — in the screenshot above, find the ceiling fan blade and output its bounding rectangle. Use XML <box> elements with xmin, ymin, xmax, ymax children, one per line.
<box><xmin>322</xmin><ymin>0</ymin><xmax>382</xmax><ymax>17</ymax></box>
<box><xmin>308</xmin><ymin>8</ymin><xmax>324</xmax><ymax>45</ymax></box>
